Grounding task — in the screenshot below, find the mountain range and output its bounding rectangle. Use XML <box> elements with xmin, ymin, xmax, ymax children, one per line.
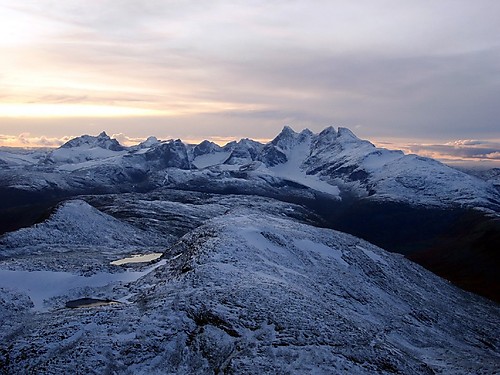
<box><xmin>0</xmin><ymin>126</ymin><xmax>499</xmax><ymax>373</ymax></box>
<box><xmin>2</xmin><ymin>127</ymin><xmax>498</xmax><ymax>210</ymax></box>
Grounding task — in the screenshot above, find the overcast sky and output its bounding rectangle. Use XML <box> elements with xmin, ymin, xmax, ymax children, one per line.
<box><xmin>0</xmin><ymin>0</ymin><xmax>499</xmax><ymax>163</ymax></box>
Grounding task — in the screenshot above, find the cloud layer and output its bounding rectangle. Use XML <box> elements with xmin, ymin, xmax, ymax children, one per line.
<box><xmin>402</xmin><ymin>140</ymin><xmax>500</xmax><ymax>161</ymax></box>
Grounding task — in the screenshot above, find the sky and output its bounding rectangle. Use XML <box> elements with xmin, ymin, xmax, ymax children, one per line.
<box><xmin>0</xmin><ymin>0</ymin><xmax>499</xmax><ymax>165</ymax></box>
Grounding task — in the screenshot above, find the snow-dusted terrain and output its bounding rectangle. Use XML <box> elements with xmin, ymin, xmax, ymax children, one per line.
<box><xmin>0</xmin><ymin>203</ymin><xmax>498</xmax><ymax>373</ymax></box>
<box><xmin>458</xmin><ymin>166</ymin><xmax>500</xmax><ymax>193</ymax></box>
<box><xmin>0</xmin><ymin>200</ymin><xmax>169</xmax><ymax>274</ymax></box>
<box><xmin>1</xmin><ymin>127</ymin><xmax>498</xmax><ymax>211</ymax></box>
<box><xmin>1</xmin><ymin>127</ymin><xmax>499</xmax><ymax>373</ymax></box>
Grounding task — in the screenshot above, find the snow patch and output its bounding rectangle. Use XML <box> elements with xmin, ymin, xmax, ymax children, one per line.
<box><xmin>270</xmin><ymin>137</ymin><xmax>340</xmax><ymax>196</ymax></box>
<box><xmin>110</xmin><ymin>253</ymin><xmax>163</xmax><ymax>266</ymax></box>
<box><xmin>0</xmin><ymin>259</ymin><xmax>167</xmax><ymax>311</ymax></box>
<box><xmin>192</xmin><ymin>151</ymin><xmax>231</xmax><ymax>169</ymax></box>
<box><xmin>295</xmin><ymin>239</ymin><xmax>349</xmax><ymax>267</ymax></box>
<box><xmin>357</xmin><ymin>245</ymin><xmax>388</xmax><ymax>266</ymax></box>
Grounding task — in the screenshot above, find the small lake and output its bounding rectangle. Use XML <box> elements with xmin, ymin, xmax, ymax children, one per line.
<box><xmin>110</xmin><ymin>253</ymin><xmax>163</xmax><ymax>266</ymax></box>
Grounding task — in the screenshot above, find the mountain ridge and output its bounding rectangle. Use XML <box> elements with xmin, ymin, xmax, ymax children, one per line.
<box><xmin>1</xmin><ymin>128</ymin><xmax>499</xmax><ymax>373</ymax></box>
<box><xmin>1</xmin><ymin>126</ymin><xmax>499</xmax><ymax>301</ymax></box>
<box><xmin>2</xmin><ymin>125</ymin><xmax>497</xmax><ymax>212</ymax></box>
<box><xmin>1</xmin><ymin>204</ymin><xmax>499</xmax><ymax>373</ymax></box>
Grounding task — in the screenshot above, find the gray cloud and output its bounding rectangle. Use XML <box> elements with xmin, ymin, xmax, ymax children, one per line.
<box><xmin>403</xmin><ymin>141</ymin><xmax>500</xmax><ymax>160</ymax></box>
<box><xmin>1</xmin><ymin>0</ymin><xmax>500</xmax><ymax>144</ymax></box>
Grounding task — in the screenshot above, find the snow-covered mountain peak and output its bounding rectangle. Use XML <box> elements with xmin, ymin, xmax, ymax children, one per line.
<box><xmin>337</xmin><ymin>127</ymin><xmax>360</xmax><ymax>141</ymax></box>
<box><xmin>258</xmin><ymin>126</ymin><xmax>313</xmax><ymax>167</ymax></box>
<box><xmin>319</xmin><ymin>125</ymin><xmax>337</xmax><ymax>136</ymax></box>
<box><xmin>309</xmin><ymin>126</ymin><xmax>370</xmax><ymax>155</ymax></box>
<box><xmin>43</xmin><ymin>132</ymin><xmax>126</xmax><ymax>166</ymax></box>
<box><xmin>310</xmin><ymin>126</ymin><xmax>338</xmax><ymax>150</ymax></box>
<box><xmin>141</xmin><ymin>136</ymin><xmax>159</xmax><ymax>148</ymax></box>
<box><xmin>270</xmin><ymin>125</ymin><xmax>300</xmax><ymax>150</ymax></box>
<box><xmin>193</xmin><ymin>140</ymin><xmax>221</xmax><ymax>158</ymax></box>
<box><xmin>0</xmin><ymin>200</ymin><xmax>160</xmax><ymax>254</ymax></box>
<box><xmin>142</xmin><ymin>139</ymin><xmax>191</xmax><ymax>169</ymax></box>
<box><xmin>223</xmin><ymin>138</ymin><xmax>263</xmax><ymax>165</ymax></box>
<box><xmin>60</xmin><ymin>131</ymin><xmax>123</xmax><ymax>151</ymax></box>
<box><xmin>280</xmin><ymin>124</ymin><xmax>296</xmax><ymax>135</ymax></box>
<box><xmin>311</xmin><ymin>126</ymin><xmax>369</xmax><ymax>151</ymax></box>
<box><xmin>298</xmin><ymin>127</ymin><xmax>314</xmax><ymax>140</ymax></box>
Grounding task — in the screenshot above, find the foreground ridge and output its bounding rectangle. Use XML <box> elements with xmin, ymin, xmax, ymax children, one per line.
<box><xmin>1</xmin><ymin>205</ymin><xmax>499</xmax><ymax>373</ymax></box>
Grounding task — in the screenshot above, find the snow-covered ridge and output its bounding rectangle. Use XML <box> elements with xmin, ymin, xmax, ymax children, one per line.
<box><xmin>1</xmin><ymin>126</ymin><xmax>499</xmax><ymax>211</ymax></box>
<box><xmin>2</xmin><ymin>206</ymin><xmax>498</xmax><ymax>373</ymax></box>
<box><xmin>1</xmin><ymin>200</ymin><xmax>150</xmax><ymax>249</ymax></box>
<box><xmin>0</xmin><ymin>200</ymin><xmax>169</xmax><ymax>272</ymax></box>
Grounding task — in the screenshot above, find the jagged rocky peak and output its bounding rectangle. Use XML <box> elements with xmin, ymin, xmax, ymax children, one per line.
<box><xmin>193</xmin><ymin>140</ymin><xmax>221</xmax><ymax>157</ymax></box>
<box><xmin>140</xmin><ymin>136</ymin><xmax>160</xmax><ymax>148</ymax></box>
<box><xmin>313</xmin><ymin>126</ymin><xmax>364</xmax><ymax>142</ymax></box>
<box><xmin>236</xmin><ymin>138</ymin><xmax>264</xmax><ymax>151</ymax></box>
<box><xmin>270</xmin><ymin>125</ymin><xmax>299</xmax><ymax>149</ymax></box>
<box><xmin>318</xmin><ymin>125</ymin><xmax>337</xmax><ymax>138</ymax></box>
<box><xmin>61</xmin><ymin>131</ymin><xmax>124</xmax><ymax>151</ymax></box>
<box><xmin>295</xmin><ymin>126</ymin><xmax>334</xmax><ymax>155</ymax></box>
<box><xmin>310</xmin><ymin>126</ymin><xmax>371</xmax><ymax>153</ymax></box>
<box><xmin>337</xmin><ymin>127</ymin><xmax>362</xmax><ymax>142</ymax></box>
<box><xmin>144</xmin><ymin>139</ymin><xmax>190</xmax><ymax>169</ymax></box>
<box><xmin>224</xmin><ymin>138</ymin><xmax>263</xmax><ymax>165</ymax></box>
<box><xmin>258</xmin><ymin>126</ymin><xmax>314</xmax><ymax>167</ymax></box>
<box><xmin>298</xmin><ymin>127</ymin><xmax>313</xmax><ymax>141</ymax></box>
<box><xmin>222</xmin><ymin>140</ymin><xmax>238</xmax><ymax>152</ymax></box>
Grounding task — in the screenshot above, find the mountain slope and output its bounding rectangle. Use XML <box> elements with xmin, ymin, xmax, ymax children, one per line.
<box><xmin>44</xmin><ymin>131</ymin><xmax>126</xmax><ymax>167</ymax></box>
<box><xmin>2</xmin><ymin>126</ymin><xmax>498</xmax><ymax>212</ymax></box>
<box><xmin>1</xmin><ymin>210</ymin><xmax>498</xmax><ymax>373</ymax></box>
<box><xmin>257</xmin><ymin>126</ymin><xmax>499</xmax><ymax>210</ymax></box>
<box><xmin>0</xmin><ymin>127</ymin><xmax>499</xmax><ymax>302</ymax></box>
<box><xmin>0</xmin><ymin>200</ymin><xmax>170</xmax><ymax>273</ymax></box>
